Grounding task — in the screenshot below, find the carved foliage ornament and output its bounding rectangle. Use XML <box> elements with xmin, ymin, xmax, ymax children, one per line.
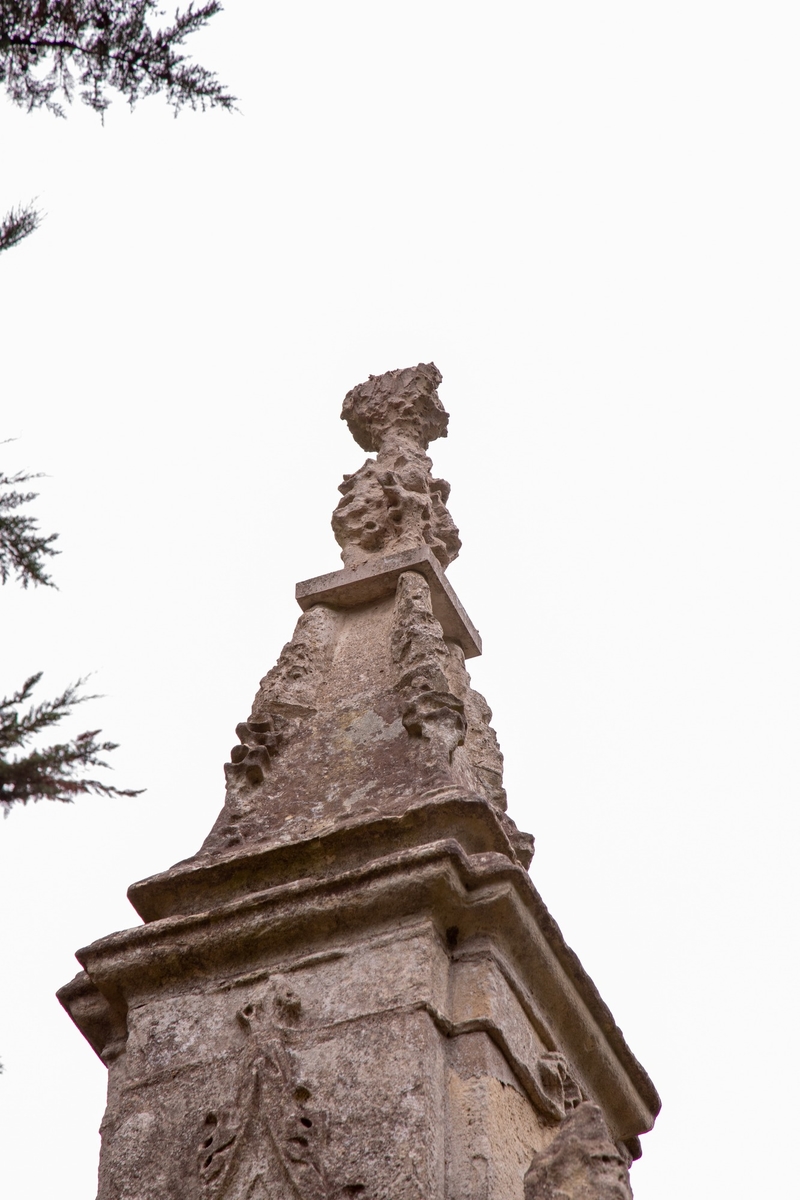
<box><xmin>225</xmin><ymin>716</ymin><xmax>284</xmax><ymax>787</ymax></box>
<box><xmin>224</xmin><ymin>607</ymin><xmax>337</xmax><ymax>789</ymax></box>
<box><xmin>390</xmin><ymin>571</ymin><xmax>466</xmax><ymax>768</ymax></box>
<box><xmin>198</xmin><ymin>994</ymin><xmax>338</xmax><ymax>1200</ymax></box>
<box><xmin>531</xmin><ymin>1052</ymin><xmax>583</xmax><ymax>1123</ymax></box>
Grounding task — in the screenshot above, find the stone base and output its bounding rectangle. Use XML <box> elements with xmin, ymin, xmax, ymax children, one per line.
<box><xmin>59</xmin><ymin>795</ymin><xmax>658</xmax><ymax>1200</ymax></box>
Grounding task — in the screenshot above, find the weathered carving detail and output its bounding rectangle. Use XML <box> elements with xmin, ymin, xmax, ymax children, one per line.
<box><xmin>273</xmin><ymin>987</ymin><xmax>302</xmax><ymax>1024</ymax></box>
<box><xmin>443</xmin><ymin>640</ymin><xmax>507</xmax><ymax>811</ymax></box>
<box><xmin>524</xmin><ymin>1103</ymin><xmax>633</xmax><ymax>1200</ymax></box>
<box><xmin>225</xmin><ymin>716</ymin><xmax>284</xmax><ymax>787</ymax></box>
<box><xmin>387</xmin><ymin>568</ymin><xmax>516</xmax><ymax>817</ymax></box>
<box><xmin>532</xmin><ymin>1052</ymin><xmax>584</xmax><ymax>1121</ymax></box>
<box><xmin>225</xmin><ymin>607</ymin><xmax>338</xmax><ymax>787</ymax></box>
<box><xmin>341</xmin><ymin>360</ymin><xmax>449</xmax><ymax>452</ymax></box>
<box><xmin>199</xmin><ymin>998</ymin><xmax>334</xmax><ymax>1200</ymax></box>
<box><xmin>253</xmin><ymin>607</ymin><xmax>338</xmax><ymax>719</ymax></box>
<box><xmin>333</xmin><ymin>363</ymin><xmax>461</xmax><ymax>569</ymax></box>
<box><xmin>391</xmin><ymin>571</ymin><xmax>466</xmax><ymax>766</ymax></box>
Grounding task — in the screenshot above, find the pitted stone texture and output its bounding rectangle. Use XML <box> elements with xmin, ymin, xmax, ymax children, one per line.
<box><xmin>391</xmin><ymin>571</ymin><xmax>467</xmax><ymax>768</ymax></box>
<box><xmin>524</xmin><ymin>1104</ymin><xmax>634</xmax><ymax>1200</ymax></box>
<box><xmin>341</xmin><ymin>362</ymin><xmax>449</xmax><ymax>453</ymax></box>
<box><xmin>333</xmin><ymin>363</ymin><xmax>461</xmax><ymax>570</ymax></box>
<box><xmin>332</xmin><ymin>451</ymin><xmax>460</xmax><ymax>571</ymax></box>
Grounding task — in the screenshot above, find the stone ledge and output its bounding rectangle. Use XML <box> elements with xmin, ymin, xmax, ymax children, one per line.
<box><xmin>295</xmin><ymin>545</ymin><xmax>482</xmax><ymax>659</ymax></box>
<box><xmin>68</xmin><ymin>839</ymin><xmax>660</xmax><ymax>1143</ymax></box>
<box><xmin>127</xmin><ymin>791</ymin><xmax>524</xmax><ymax>923</ymax></box>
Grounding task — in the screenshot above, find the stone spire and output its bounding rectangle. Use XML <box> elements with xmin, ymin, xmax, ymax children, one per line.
<box><xmin>58</xmin><ymin>365</ymin><xmax>660</xmax><ymax>1200</ymax></box>
<box><xmin>192</xmin><ymin>362</ymin><xmax>509</xmax><ymax>858</ymax></box>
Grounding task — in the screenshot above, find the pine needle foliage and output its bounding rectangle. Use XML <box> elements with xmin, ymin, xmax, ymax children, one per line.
<box><xmin>0</xmin><ymin>1</ymin><xmax>236</xmax><ymax>117</ymax></box>
<box><xmin>1</xmin><ymin>451</ymin><xmax>143</xmax><ymax>810</ymax></box>
<box><xmin>0</xmin><ymin>673</ymin><xmax>143</xmax><ymax>811</ymax></box>
<box><xmin>0</xmin><ymin>3</ymin><xmax>234</xmax><ymax>258</ymax></box>
<box><xmin>0</xmin><ymin>465</ymin><xmax>59</xmax><ymax>586</ymax></box>
<box><xmin>0</xmin><ymin>201</ymin><xmax>41</xmax><ymax>254</ymax></box>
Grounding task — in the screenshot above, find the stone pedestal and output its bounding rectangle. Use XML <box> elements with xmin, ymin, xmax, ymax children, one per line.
<box><xmin>59</xmin><ymin>365</ymin><xmax>659</xmax><ymax>1199</ymax></box>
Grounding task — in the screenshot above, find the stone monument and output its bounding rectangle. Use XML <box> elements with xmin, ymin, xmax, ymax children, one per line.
<box><xmin>59</xmin><ymin>363</ymin><xmax>660</xmax><ymax>1199</ymax></box>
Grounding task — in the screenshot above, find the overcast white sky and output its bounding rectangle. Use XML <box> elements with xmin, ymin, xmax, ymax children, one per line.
<box><xmin>1</xmin><ymin>2</ymin><xmax>798</xmax><ymax>1196</ymax></box>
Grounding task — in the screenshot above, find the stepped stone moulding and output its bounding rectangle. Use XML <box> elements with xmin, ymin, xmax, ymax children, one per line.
<box><xmin>58</xmin><ymin>363</ymin><xmax>660</xmax><ymax>1200</ymax></box>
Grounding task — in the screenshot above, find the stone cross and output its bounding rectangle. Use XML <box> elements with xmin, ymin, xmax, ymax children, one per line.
<box><xmin>58</xmin><ymin>365</ymin><xmax>659</xmax><ymax>1200</ymax></box>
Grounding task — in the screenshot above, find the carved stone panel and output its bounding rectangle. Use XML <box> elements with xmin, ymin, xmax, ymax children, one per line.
<box><xmin>197</xmin><ymin>998</ymin><xmax>333</xmax><ymax>1200</ymax></box>
<box><xmin>96</xmin><ymin>925</ymin><xmax>459</xmax><ymax>1199</ymax></box>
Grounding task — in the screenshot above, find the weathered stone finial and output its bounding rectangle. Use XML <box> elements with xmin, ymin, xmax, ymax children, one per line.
<box><xmin>341</xmin><ymin>361</ymin><xmax>449</xmax><ymax>452</ymax></box>
<box><xmin>333</xmin><ymin>362</ymin><xmax>462</xmax><ymax>570</ymax></box>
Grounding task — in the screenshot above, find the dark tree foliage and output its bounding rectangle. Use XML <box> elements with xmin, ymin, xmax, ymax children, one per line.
<box><xmin>0</xmin><ymin>200</ymin><xmax>41</xmax><ymax>254</ymax></box>
<box><xmin>1</xmin><ymin>458</ymin><xmax>142</xmax><ymax>811</ymax></box>
<box><xmin>0</xmin><ymin>2</ymin><xmax>234</xmax><ymax>256</ymax></box>
<box><xmin>0</xmin><ymin>1</ymin><xmax>235</xmax><ymax>116</ymax></box>
<box><xmin>0</xmin><ymin>465</ymin><xmax>59</xmax><ymax>585</ymax></box>
<box><xmin>1</xmin><ymin>673</ymin><xmax>143</xmax><ymax>811</ymax></box>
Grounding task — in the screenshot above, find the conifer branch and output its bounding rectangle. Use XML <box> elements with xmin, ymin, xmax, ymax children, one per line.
<box><xmin>0</xmin><ymin>1</ymin><xmax>236</xmax><ymax>117</ymax></box>
<box><xmin>0</xmin><ymin>674</ymin><xmax>144</xmax><ymax>811</ymax></box>
<box><xmin>0</xmin><ymin>465</ymin><xmax>59</xmax><ymax>587</ymax></box>
<box><xmin>0</xmin><ymin>201</ymin><xmax>41</xmax><ymax>254</ymax></box>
